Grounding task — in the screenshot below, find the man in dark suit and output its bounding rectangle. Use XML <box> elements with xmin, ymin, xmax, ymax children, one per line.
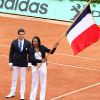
<box><xmin>6</xmin><ymin>28</ymin><xmax>31</xmax><ymax>100</ymax></box>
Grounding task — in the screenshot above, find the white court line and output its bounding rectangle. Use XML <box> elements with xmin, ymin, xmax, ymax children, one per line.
<box><xmin>0</xmin><ymin>55</ymin><xmax>100</xmax><ymax>72</ymax></box>
<box><xmin>0</xmin><ymin>57</ymin><xmax>100</xmax><ymax>99</ymax></box>
<box><xmin>55</xmin><ymin>53</ymin><xmax>100</xmax><ymax>61</ymax></box>
<box><xmin>50</xmin><ymin>82</ymin><xmax>100</xmax><ymax>100</ymax></box>
<box><xmin>48</xmin><ymin>62</ymin><xmax>100</xmax><ymax>72</ymax></box>
<box><xmin>0</xmin><ymin>44</ymin><xmax>100</xmax><ymax>61</ymax></box>
<box><xmin>0</xmin><ymin>55</ymin><xmax>9</xmax><ymax>58</ymax></box>
<box><xmin>0</xmin><ymin>45</ymin><xmax>10</xmax><ymax>47</ymax></box>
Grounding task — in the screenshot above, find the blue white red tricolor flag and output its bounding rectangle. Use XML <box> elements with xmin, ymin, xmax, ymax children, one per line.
<box><xmin>66</xmin><ymin>4</ymin><xmax>100</xmax><ymax>55</ymax></box>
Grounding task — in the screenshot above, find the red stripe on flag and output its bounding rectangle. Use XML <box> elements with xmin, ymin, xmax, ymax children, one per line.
<box><xmin>99</xmin><ymin>26</ymin><xmax>100</xmax><ymax>39</ymax></box>
<box><xmin>71</xmin><ymin>24</ymin><xmax>100</xmax><ymax>55</ymax></box>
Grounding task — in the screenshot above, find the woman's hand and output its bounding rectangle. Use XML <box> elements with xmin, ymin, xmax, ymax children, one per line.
<box><xmin>37</xmin><ymin>63</ymin><xmax>42</xmax><ymax>70</ymax></box>
<box><xmin>42</xmin><ymin>58</ymin><xmax>46</xmax><ymax>63</ymax></box>
<box><xmin>54</xmin><ymin>42</ymin><xmax>59</xmax><ymax>48</ymax></box>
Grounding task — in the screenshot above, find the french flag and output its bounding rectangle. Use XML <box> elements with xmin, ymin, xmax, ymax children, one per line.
<box><xmin>66</xmin><ymin>4</ymin><xmax>100</xmax><ymax>55</ymax></box>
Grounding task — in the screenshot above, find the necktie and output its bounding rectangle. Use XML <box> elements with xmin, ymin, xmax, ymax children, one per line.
<box><xmin>19</xmin><ymin>41</ymin><xmax>22</xmax><ymax>52</ymax></box>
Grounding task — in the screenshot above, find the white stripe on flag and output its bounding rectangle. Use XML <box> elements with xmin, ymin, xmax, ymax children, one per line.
<box><xmin>67</xmin><ymin>14</ymin><xmax>95</xmax><ymax>45</ymax></box>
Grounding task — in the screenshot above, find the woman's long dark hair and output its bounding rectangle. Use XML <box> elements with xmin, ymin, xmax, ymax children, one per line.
<box><xmin>32</xmin><ymin>36</ymin><xmax>41</xmax><ymax>48</ymax></box>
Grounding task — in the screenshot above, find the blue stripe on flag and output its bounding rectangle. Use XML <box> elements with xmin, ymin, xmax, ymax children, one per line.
<box><xmin>66</xmin><ymin>5</ymin><xmax>91</xmax><ymax>35</ymax></box>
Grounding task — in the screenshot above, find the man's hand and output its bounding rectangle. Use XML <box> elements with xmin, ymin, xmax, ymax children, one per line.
<box><xmin>27</xmin><ymin>63</ymin><xmax>32</xmax><ymax>71</ymax></box>
<box><xmin>9</xmin><ymin>65</ymin><xmax>13</xmax><ymax>71</ymax></box>
<box><xmin>27</xmin><ymin>66</ymin><xmax>31</xmax><ymax>71</ymax></box>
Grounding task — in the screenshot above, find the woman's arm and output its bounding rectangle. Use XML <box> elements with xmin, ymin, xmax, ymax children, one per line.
<box><xmin>44</xmin><ymin>46</ymin><xmax>56</xmax><ymax>54</ymax></box>
<box><xmin>44</xmin><ymin>42</ymin><xmax>59</xmax><ymax>54</ymax></box>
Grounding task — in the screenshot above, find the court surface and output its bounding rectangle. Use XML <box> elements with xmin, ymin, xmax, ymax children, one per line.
<box><xmin>0</xmin><ymin>15</ymin><xmax>100</xmax><ymax>100</ymax></box>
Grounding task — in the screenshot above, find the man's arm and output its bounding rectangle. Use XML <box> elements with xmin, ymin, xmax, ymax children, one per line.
<box><xmin>9</xmin><ymin>42</ymin><xmax>14</xmax><ymax>66</ymax></box>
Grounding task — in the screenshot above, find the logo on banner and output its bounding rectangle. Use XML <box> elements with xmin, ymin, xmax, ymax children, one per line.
<box><xmin>70</xmin><ymin>4</ymin><xmax>100</xmax><ymax>20</ymax></box>
<box><xmin>0</xmin><ymin>0</ymin><xmax>48</xmax><ymax>14</ymax></box>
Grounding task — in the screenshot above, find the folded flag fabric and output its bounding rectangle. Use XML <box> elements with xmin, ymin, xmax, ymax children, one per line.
<box><xmin>66</xmin><ymin>4</ymin><xmax>100</xmax><ymax>55</ymax></box>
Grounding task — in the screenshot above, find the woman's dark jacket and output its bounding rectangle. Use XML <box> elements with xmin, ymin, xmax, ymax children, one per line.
<box><xmin>28</xmin><ymin>45</ymin><xmax>56</xmax><ymax>66</ymax></box>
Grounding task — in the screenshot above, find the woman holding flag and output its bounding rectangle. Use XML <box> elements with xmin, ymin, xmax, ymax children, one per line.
<box><xmin>28</xmin><ymin>0</ymin><xmax>100</xmax><ymax>99</ymax></box>
<box><xmin>28</xmin><ymin>36</ymin><xmax>59</xmax><ymax>100</ymax></box>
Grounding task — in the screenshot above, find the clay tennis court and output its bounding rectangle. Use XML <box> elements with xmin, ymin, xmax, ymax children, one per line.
<box><xmin>0</xmin><ymin>15</ymin><xmax>100</xmax><ymax>100</ymax></box>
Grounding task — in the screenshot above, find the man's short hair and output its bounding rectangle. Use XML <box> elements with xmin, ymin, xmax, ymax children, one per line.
<box><xmin>18</xmin><ymin>28</ymin><xmax>25</xmax><ymax>35</ymax></box>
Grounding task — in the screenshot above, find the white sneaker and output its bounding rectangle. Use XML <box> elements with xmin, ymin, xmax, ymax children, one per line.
<box><xmin>20</xmin><ymin>95</ymin><xmax>25</xmax><ymax>100</ymax></box>
<box><xmin>6</xmin><ymin>93</ymin><xmax>15</xmax><ymax>98</ymax></box>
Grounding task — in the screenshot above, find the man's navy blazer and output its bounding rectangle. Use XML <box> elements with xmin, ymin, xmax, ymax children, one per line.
<box><xmin>9</xmin><ymin>39</ymin><xmax>31</xmax><ymax>67</ymax></box>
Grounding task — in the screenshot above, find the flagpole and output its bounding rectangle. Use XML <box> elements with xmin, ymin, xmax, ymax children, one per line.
<box><xmin>37</xmin><ymin>0</ymin><xmax>92</xmax><ymax>70</ymax></box>
<box><xmin>45</xmin><ymin>32</ymin><xmax>66</xmax><ymax>59</ymax></box>
<box><xmin>37</xmin><ymin>32</ymin><xmax>66</xmax><ymax>70</ymax></box>
<box><xmin>45</xmin><ymin>0</ymin><xmax>93</xmax><ymax>59</ymax></box>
